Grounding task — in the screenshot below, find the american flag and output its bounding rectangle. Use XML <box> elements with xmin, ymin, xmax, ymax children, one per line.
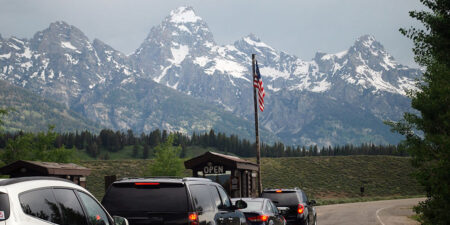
<box><xmin>253</xmin><ymin>60</ymin><xmax>265</xmax><ymax>112</ymax></box>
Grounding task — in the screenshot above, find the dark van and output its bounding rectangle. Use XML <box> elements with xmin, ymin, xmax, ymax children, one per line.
<box><xmin>102</xmin><ymin>177</ymin><xmax>248</xmax><ymax>225</ymax></box>
<box><xmin>261</xmin><ymin>188</ymin><xmax>316</xmax><ymax>225</ymax></box>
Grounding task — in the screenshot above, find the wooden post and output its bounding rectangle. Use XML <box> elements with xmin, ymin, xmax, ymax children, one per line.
<box><xmin>252</xmin><ymin>54</ymin><xmax>262</xmax><ymax>196</ymax></box>
<box><xmin>105</xmin><ymin>175</ymin><xmax>116</xmax><ymax>191</ymax></box>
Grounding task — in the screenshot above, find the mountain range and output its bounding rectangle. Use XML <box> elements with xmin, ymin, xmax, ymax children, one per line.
<box><xmin>0</xmin><ymin>6</ymin><xmax>420</xmax><ymax>146</ymax></box>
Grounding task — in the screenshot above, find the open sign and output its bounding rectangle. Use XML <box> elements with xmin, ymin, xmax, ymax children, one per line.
<box><xmin>203</xmin><ymin>162</ymin><xmax>224</xmax><ymax>174</ymax></box>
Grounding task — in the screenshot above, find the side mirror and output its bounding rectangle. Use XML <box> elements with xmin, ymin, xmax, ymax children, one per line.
<box><xmin>113</xmin><ymin>216</ymin><xmax>129</xmax><ymax>225</ymax></box>
<box><xmin>234</xmin><ymin>200</ymin><xmax>247</xmax><ymax>209</ymax></box>
<box><xmin>308</xmin><ymin>200</ymin><xmax>316</xmax><ymax>206</ymax></box>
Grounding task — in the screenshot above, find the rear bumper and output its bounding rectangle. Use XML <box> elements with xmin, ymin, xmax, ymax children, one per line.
<box><xmin>285</xmin><ymin>214</ymin><xmax>306</xmax><ymax>225</ymax></box>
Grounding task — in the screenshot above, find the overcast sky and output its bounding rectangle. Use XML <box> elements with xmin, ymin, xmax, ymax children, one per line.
<box><xmin>0</xmin><ymin>0</ymin><xmax>425</xmax><ymax>67</ymax></box>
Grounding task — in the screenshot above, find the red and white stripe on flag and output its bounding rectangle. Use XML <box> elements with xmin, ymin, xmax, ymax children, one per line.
<box><xmin>254</xmin><ymin>60</ymin><xmax>265</xmax><ymax>112</ymax></box>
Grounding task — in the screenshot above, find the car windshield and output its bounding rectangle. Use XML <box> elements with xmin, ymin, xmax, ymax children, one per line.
<box><xmin>262</xmin><ymin>192</ymin><xmax>302</xmax><ymax>206</ymax></box>
<box><xmin>102</xmin><ymin>182</ymin><xmax>188</xmax><ymax>212</ymax></box>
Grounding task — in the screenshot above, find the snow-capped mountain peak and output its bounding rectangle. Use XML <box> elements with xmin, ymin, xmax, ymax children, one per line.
<box><xmin>169</xmin><ymin>6</ymin><xmax>202</xmax><ymax>24</ymax></box>
<box><xmin>242</xmin><ymin>34</ymin><xmax>276</xmax><ymax>52</ymax></box>
<box><xmin>350</xmin><ymin>35</ymin><xmax>392</xmax><ymax>61</ymax></box>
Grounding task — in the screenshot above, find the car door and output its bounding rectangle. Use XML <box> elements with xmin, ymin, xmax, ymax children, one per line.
<box><xmin>76</xmin><ymin>190</ymin><xmax>113</xmax><ymax>225</ymax></box>
<box><xmin>215</xmin><ymin>185</ymin><xmax>243</xmax><ymax>225</ymax></box>
<box><xmin>189</xmin><ymin>184</ymin><xmax>216</xmax><ymax>225</ymax></box>
<box><xmin>301</xmin><ymin>192</ymin><xmax>312</xmax><ymax>225</ymax></box>
<box><xmin>208</xmin><ymin>185</ymin><xmax>231</xmax><ymax>225</ymax></box>
<box><xmin>267</xmin><ymin>200</ymin><xmax>284</xmax><ymax>225</ymax></box>
<box><xmin>53</xmin><ymin>188</ymin><xmax>89</xmax><ymax>225</ymax></box>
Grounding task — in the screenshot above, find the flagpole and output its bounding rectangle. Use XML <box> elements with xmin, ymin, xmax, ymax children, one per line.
<box><xmin>252</xmin><ymin>54</ymin><xmax>262</xmax><ymax>196</ymax></box>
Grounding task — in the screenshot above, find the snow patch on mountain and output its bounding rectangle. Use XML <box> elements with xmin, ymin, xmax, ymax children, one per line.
<box><xmin>170</xmin><ymin>6</ymin><xmax>202</xmax><ymax>24</ymax></box>
<box><xmin>193</xmin><ymin>56</ymin><xmax>209</xmax><ymax>67</ymax></box>
<box><xmin>7</xmin><ymin>43</ymin><xmax>21</xmax><ymax>50</ymax></box>
<box><xmin>293</xmin><ymin>61</ymin><xmax>313</xmax><ymax>75</ymax></box>
<box><xmin>260</xmin><ymin>67</ymin><xmax>290</xmax><ymax>79</ymax></box>
<box><xmin>321</xmin><ymin>50</ymin><xmax>348</xmax><ymax>60</ymax></box>
<box><xmin>0</xmin><ymin>52</ymin><xmax>11</xmax><ymax>59</ymax></box>
<box><xmin>206</xmin><ymin>58</ymin><xmax>248</xmax><ymax>80</ymax></box>
<box><xmin>61</xmin><ymin>41</ymin><xmax>77</xmax><ymax>50</ymax></box>
<box><xmin>21</xmin><ymin>61</ymin><xmax>33</xmax><ymax>70</ymax></box>
<box><xmin>18</xmin><ymin>47</ymin><xmax>32</xmax><ymax>59</ymax></box>
<box><xmin>169</xmin><ymin>45</ymin><xmax>189</xmax><ymax>64</ymax></box>
<box><xmin>311</xmin><ymin>79</ymin><xmax>332</xmax><ymax>92</ymax></box>
<box><xmin>243</xmin><ymin>36</ymin><xmax>275</xmax><ymax>51</ymax></box>
<box><xmin>355</xmin><ymin>65</ymin><xmax>400</xmax><ymax>93</ymax></box>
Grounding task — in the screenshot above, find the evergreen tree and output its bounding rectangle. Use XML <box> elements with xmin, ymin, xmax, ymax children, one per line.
<box><xmin>132</xmin><ymin>144</ymin><xmax>139</xmax><ymax>158</ymax></box>
<box><xmin>86</xmin><ymin>142</ymin><xmax>99</xmax><ymax>158</ymax></box>
<box><xmin>387</xmin><ymin>1</ymin><xmax>450</xmax><ymax>224</ymax></box>
<box><xmin>142</xmin><ymin>143</ymin><xmax>149</xmax><ymax>159</ymax></box>
<box><xmin>0</xmin><ymin>108</ymin><xmax>7</xmax><ymax>131</ymax></box>
<box><xmin>0</xmin><ymin>126</ymin><xmax>77</xmax><ymax>164</ymax></box>
<box><xmin>180</xmin><ymin>143</ymin><xmax>187</xmax><ymax>158</ymax></box>
<box><xmin>146</xmin><ymin>134</ymin><xmax>184</xmax><ymax>176</ymax></box>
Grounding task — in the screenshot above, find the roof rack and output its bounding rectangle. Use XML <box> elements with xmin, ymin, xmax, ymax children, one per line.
<box><xmin>117</xmin><ymin>177</ymin><xmax>214</xmax><ymax>182</ymax></box>
<box><xmin>0</xmin><ymin>176</ymin><xmax>74</xmax><ymax>186</ymax></box>
<box><xmin>118</xmin><ymin>176</ymin><xmax>183</xmax><ymax>181</ymax></box>
<box><xmin>182</xmin><ymin>177</ymin><xmax>212</xmax><ymax>182</ymax></box>
<box><xmin>263</xmin><ymin>187</ymin><xmax>301</xmax><ymax>190</ymax></box>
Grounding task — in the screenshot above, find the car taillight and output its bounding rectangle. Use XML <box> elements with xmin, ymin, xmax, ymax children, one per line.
<box><xmin>189</xmin><ymin>212</ymin><xmax>199</xmax><ymax>225</ymax></box>
<box><xmin>276</xmin><ymin>190</ymin><xmax>282</xmax><ymax>193</ymax></box>
<box><xmin>247</xmin><ymin>215</ymin><xmax>269</xmax><ymax>222</ymax></box>
<box><xmin>297</xmin><ymin>204</ymin><xmax>304</xmax><ymax>214</ymax></box>
<box><xmin>134</xmin><ymin>182</ymin><xmax>160</xmax><ymax>186</ymax></box>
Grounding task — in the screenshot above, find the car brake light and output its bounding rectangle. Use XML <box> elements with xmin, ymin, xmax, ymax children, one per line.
<box><xmin>247</xmin><ymin>215</ymin><xmax>269</xmax><ymax>222</ymax></box>
<box><xmin>297</xmin><ymin>204</ymin><xmax>304</xmax><ymax>214</ymax></box>
<box><xmin>276</xmin><ymin>190</ymin><xmax>282</xmax><ymax>193</ymax></box>
<box><xmin>134</xmin><ymin>182</ymin><xmax>160</xmax><ymax>186</ymax></box>
<box><xmin>189</xmin><ymin>212</ymin><xmax>199</xmax><ymax>225</ymax></box>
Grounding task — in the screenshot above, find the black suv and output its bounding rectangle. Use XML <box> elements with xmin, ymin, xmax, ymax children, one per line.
<box><xmin>102</xmin><ymin>177</ymin><xmax>248</xmax><ymax>225</ymax></box>
<box><xmin>261</xmin><ymin>188</ymin><xmax>316</xmax><ymax>225</ymax></box>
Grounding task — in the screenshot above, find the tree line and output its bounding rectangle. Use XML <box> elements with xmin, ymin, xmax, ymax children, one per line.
<box><xmin>0</xmin><ymin>128</ymin><xmax>408</xmax><ymax>159</ymax></box>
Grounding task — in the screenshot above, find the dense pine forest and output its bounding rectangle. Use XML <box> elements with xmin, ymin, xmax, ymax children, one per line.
<box><xmin>0</xmin><ymin>128</ymin><xmax>408</xmax><ymax>159</ymax></box>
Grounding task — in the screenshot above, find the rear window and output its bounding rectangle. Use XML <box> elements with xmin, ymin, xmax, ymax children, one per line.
<box><xmin>235</xmin><ymin>200</ymin><xmax>263</xmax><ymax>212</ymax></box>
<box><xmin>0</xmin><ymin>193</ymin><xmax>10</xmax><ymax>221</ymax></box>
<box><xmin>261</xmin><ymin>191</ymin><xmax>302</xmax><ymax>206</ymax></box>
<box><xmin>102</xmin><ymin>182</ymin><xmax>188</xmax><ymax>213</ymax></box>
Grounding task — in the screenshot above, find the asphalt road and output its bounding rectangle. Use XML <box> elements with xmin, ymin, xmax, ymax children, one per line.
<box><xmin>316</xmin><ymin>198</ymin><xmax>425</xmax><ymax>225</ymax></box>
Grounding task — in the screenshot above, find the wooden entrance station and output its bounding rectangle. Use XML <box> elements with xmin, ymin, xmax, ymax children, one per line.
<box><xmin>184</xmin><ymin>151</ymin><xmax>259</xmax><ymax>197</ymax></box>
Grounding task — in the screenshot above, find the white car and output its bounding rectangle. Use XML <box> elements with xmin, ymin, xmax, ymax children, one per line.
<box><xmin>0</xmin><ymin>176</ymin><xmax>128</xmax><ymax>225</ymax></box>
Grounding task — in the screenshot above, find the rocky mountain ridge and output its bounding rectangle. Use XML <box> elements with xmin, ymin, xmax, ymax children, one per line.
<box><xmin>0</xmin><ymin>6</ymin><xmax>420</xmax><ymax>146</ymax></box>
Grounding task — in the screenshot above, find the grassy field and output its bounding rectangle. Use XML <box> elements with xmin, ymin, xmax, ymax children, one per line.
<box><xmin>258</xmin><ymin>156</ymin><xmax>423</xmax><ymax>199</ymax></box>
<box><xmin>73</xmin><ymin>145</ymin><xmax>234</xmax><ymax>161</ymax></box>
<box><xmin>80</xmin><ymin>155</ymin><xmax>423</xmax><ymax>204</ymax></box>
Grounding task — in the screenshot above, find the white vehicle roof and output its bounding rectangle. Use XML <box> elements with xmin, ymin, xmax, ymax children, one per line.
<box><xmin>0</xmin><ymin>176</ymin><xmax>89</xmax><ymax>194</ymax></box>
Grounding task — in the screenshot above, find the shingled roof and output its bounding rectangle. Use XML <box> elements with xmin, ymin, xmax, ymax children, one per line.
<box><xmin>0</xmin><ymin>160</ymin><xmax>91</xmax><ymax>176</ymax></box>
<box><xmin>184</xmin><ymin>151</ymin><xmax>258</xmax><ymax>171</ymax></box>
